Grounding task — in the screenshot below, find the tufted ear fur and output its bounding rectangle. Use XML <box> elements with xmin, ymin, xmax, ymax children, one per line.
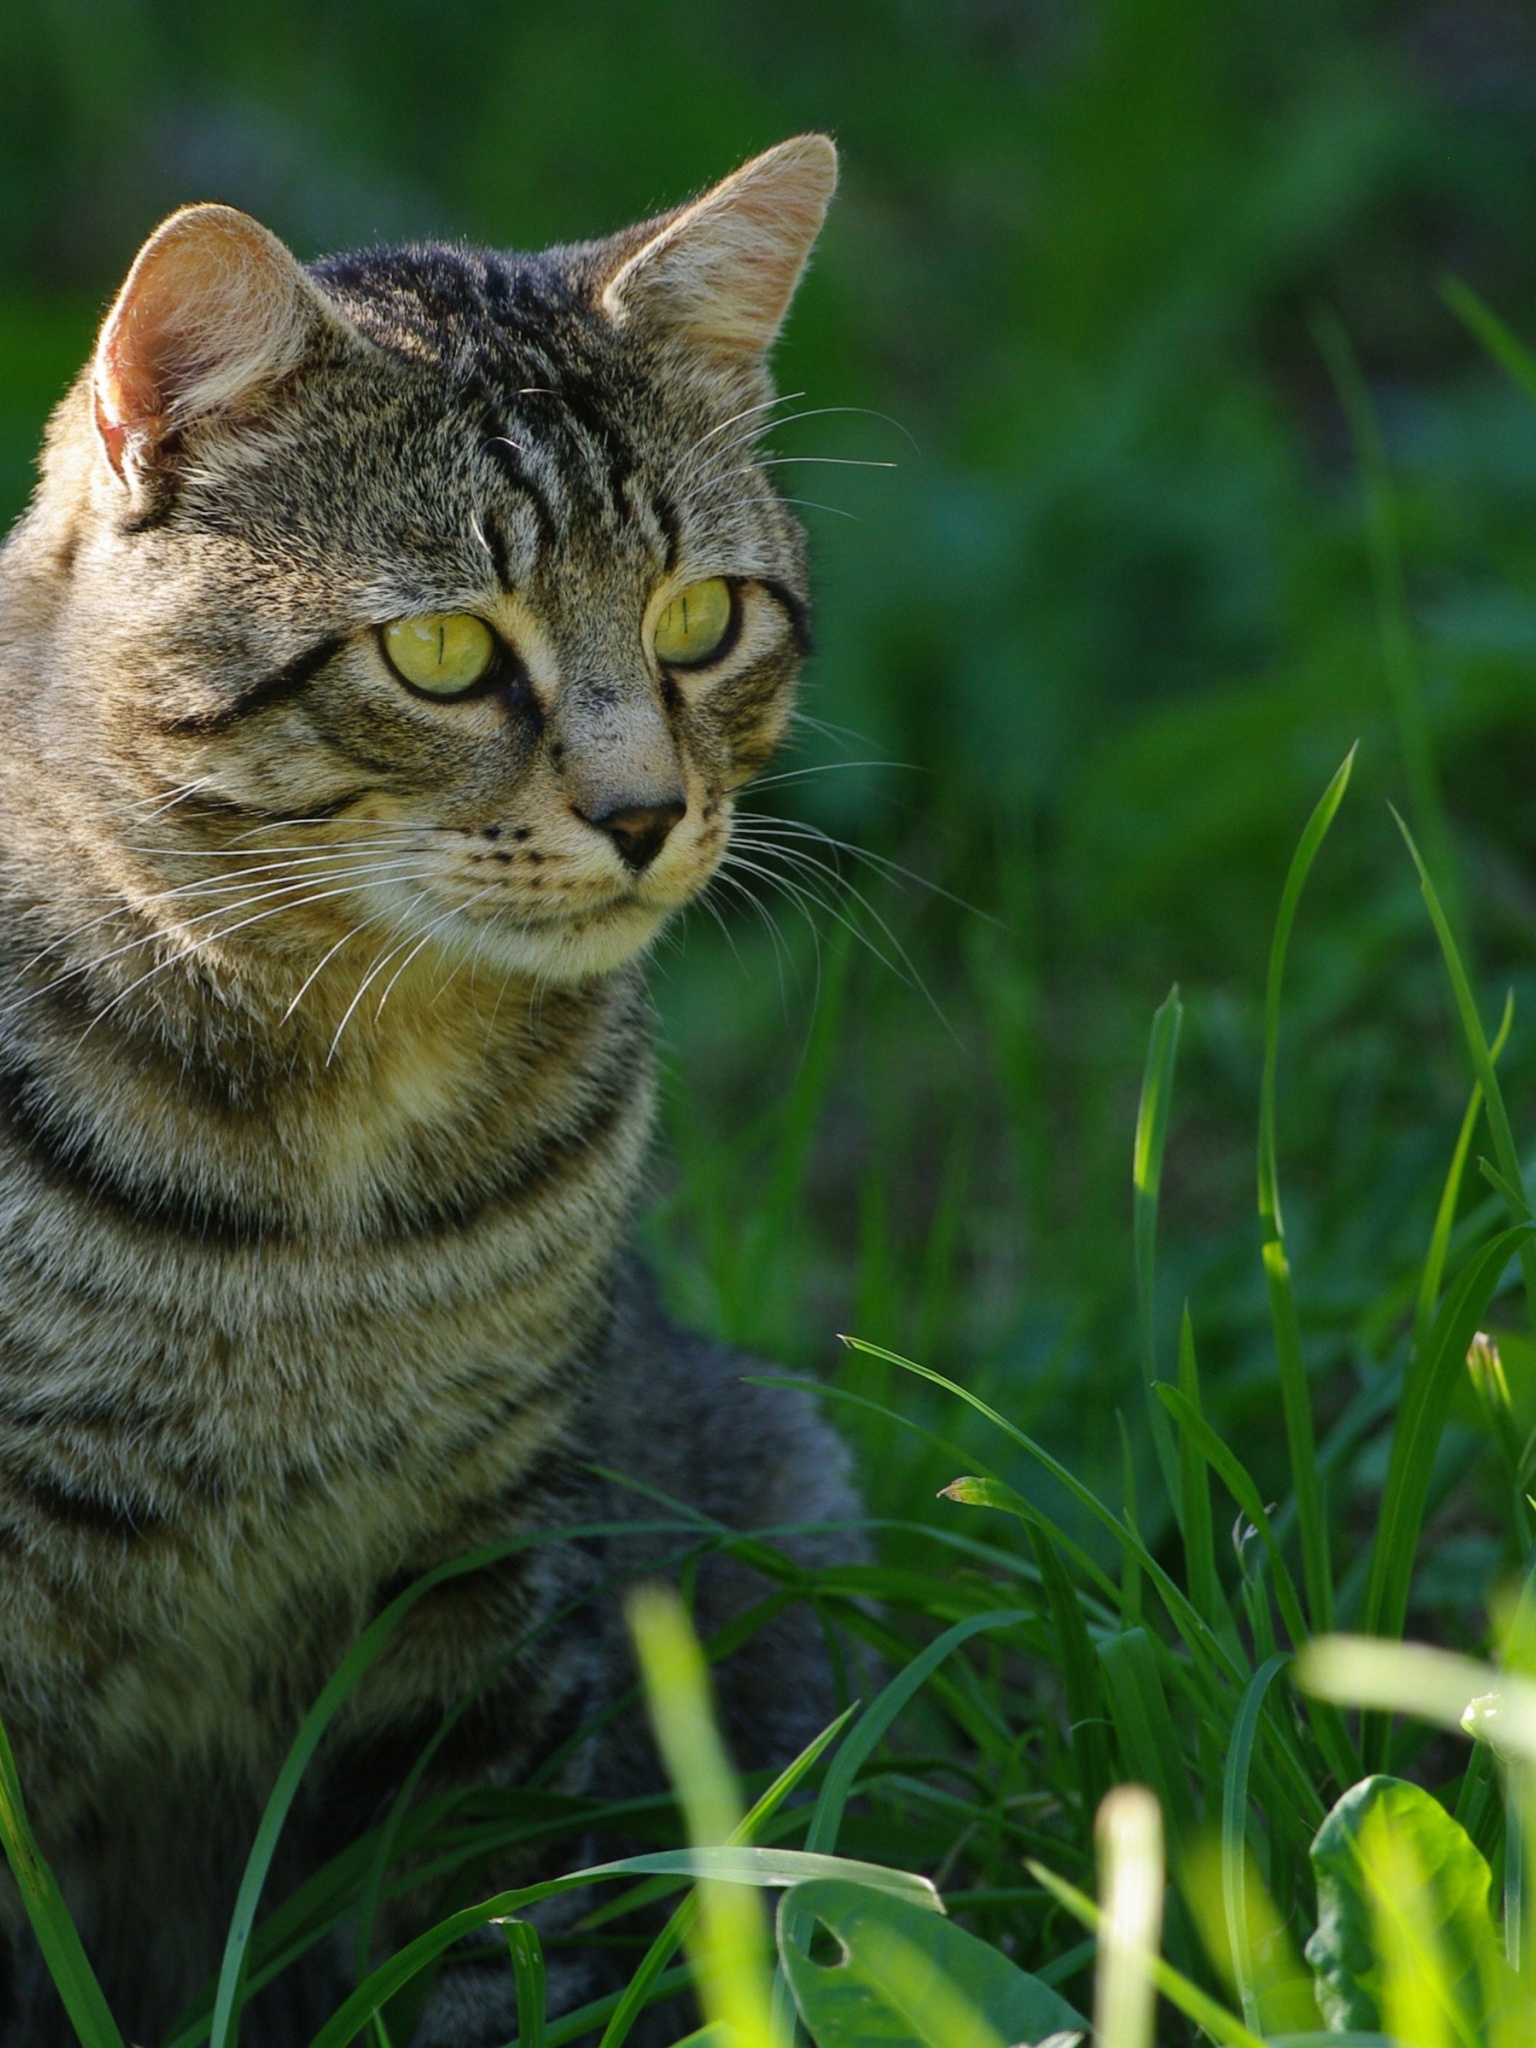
<box><xmin>93</xmin><ymin>204</ymin><xmax>346</xmax><ymax>487</ymax></box>
<box><xmin>600</xmin><ymin>135</ymin><xmax>837</xmax><ymax>361</ymax></box>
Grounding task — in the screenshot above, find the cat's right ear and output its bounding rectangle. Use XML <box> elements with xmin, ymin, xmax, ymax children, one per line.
<box><xmin>93</xmin><ymin>205</ymin><xmax>344</xmax><ymax>488</ymax></box>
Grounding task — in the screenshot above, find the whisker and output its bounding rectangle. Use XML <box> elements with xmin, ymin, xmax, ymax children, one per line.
<box><xmin>663</xmin><ymin>390</ymin><xmax>807</xmax><ymax>492</ymax></box>
<box><xmin>721</xmin><ymin>840</ymin><xmax>952</xmax><ymax>1033</ymax></box>
<box><xmin>677</xmin><ymin>403</ymin><xmax>917</xmax><ymax>488</ymax></box>
<box><xmin>70</xmin><ymin>876</ymin><xmax>435</xmax><ymax>1045</ymax></box>
<box><xmin>327</xmin><ymin>888</ymin><xmax>496</xmax><ymax>1062</ymax></box>
<box><xmin>733</xmin><ymin>812</ymin><xmax>1002</xmax><ymax>928</ymax></box>
<box><xmin>743</xmin><ymin>760</ymin><xmax>916</xmax><ymax>791</ymax></box>
<box><xmin>21</xmin><ymin>855</ymin><xmax>436</xmax><ymax>993</ymax></box>
<box><xmin>372</xmin><ymin>886</ymin><xmax>498</xmax><ymax>1025</ymax></box>
<box><xmin>36</xmin><ymin>862</ymin><xmax>438</xmax><ymax>1011</ymax></box>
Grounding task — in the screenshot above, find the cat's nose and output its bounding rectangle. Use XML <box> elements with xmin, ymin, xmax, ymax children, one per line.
<box><xmin>584</xmin><ymin>796</ymin><xmax>686</xmax><ymax>873</ymax></box>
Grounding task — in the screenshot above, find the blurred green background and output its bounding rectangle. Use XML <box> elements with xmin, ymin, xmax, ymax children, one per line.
<box><xmin>6</xmin><ymin>0</ymin><xmax>1536</xmax><ymax>1631</ymax></box>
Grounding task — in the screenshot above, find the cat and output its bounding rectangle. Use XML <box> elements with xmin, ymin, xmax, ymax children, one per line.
<box><xmin>0</xmin><ymin>135</ymin><xmax>858</xmax><ymax>2045</ymax></box>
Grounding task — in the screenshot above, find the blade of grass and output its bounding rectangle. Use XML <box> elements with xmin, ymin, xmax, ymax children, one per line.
<box><xmin>1174</xmin><ymin>1310</ymin><xmax>1236</xmax><ymax>1656</ymax></box>
<box><xmin>1258</xmin><ymin>746</ymin><xmax>1355</xmax><ymax>1638</ymax></box>
<box><xmin>1134</xmin><ymin>986</ymin><xmax>1184</xmax><ymax>1519</ymax></box>
<box><xmin>841</xmin><ymin>1339</ymin><xmax>1244</xmax><ymax>1693</ymax></box>
<box><xmin>1413</xmin><ymin>997</ymin><xmax>1513</xmax><ymax>1365</ymax></box>
<box><xmin>0</xmin><ymin>1708</ymin><xmax>126</xmax><ymax>2048</ymax></box>
<box><xmin>1363</xmin><ymin>1225</ymin><xmax>1535</xmax><ymax>1652</ymax></box>
<box><xmin>505</xmin><ymin>1922</ymin><xmax>546</xmax><ymax>2048</ymax></box>
<box><xmin>1155</xmin><ymin>1385</ymin><xmax>1308</xmax><ymax>1653</ymax></box>
<box><xmin>1027</xmin><ymin>1520</ymin><xmax>1114</xmax><ymax>1820</ymax></box>
<box><xmin>1097</xmin><ymin>1631</ymin><xmax>1196</xmax><ymax>1846</ymax></box>
<box><xmin>630</xmin><ymin>1584</ymin><xmax>774</xmax><ymax>2048</ymax></box>
<box><xmin>207</xmin><ymin>1521</ymin><xmax>701</xmax><ymax>2048</ymax></box>
<box><xmin>1394</xmin><ymin>807</ymin><xmax>1536</xmax><ymax>1335</ymax></box>
<box><xmin>1029</xmin><ymin>1857</ymin><xmax>1266</xmax><ymax>2048</ymax></box>
<box><xmin>597</xmin><ymin>1707</ymin><xmax>856</xmax><ymax>2048</ymax></box>
<box><xmin>1440</xmin><ymin>275</ymin><xmax>1536</xmax><ymax>408</ymax></box>
<box><xmin>805</xmin><ymin>1608</ymin><xmax>1034</xmax><ymax>1856</ymax></box>
<box><xmin>1157</xmin><ymin>1382</ymin><xmax>1353</xmax><ymax>1789</ymax></box>
<box><xmin>311</xmin><ymin>1847</ymin><xmax>941</xmax><ymax>2048</ymax></box>
<box><xmin>1119</xmin><ymin>1413</ymin><xmax>1143</xmax><ymax>1627</ymax></box>
<box><xmin>1094</xmin><ymin>1785</ymin><xmax>1164</xmax><ymax>2048</ymax></box>
<box><xmin>774</xmin><ymin>1605</ymin><xmax>1031</xmax><ymax>2041</ymax></box>
<box><xmin>1315</xmin><ymin>315</ymin><xmax>1463</xmax><ymax>948</ymax></box>
<box><xmin>1221</xmin><ymin>1653</ymin><xmax>1290</xmax><ymax>2032</ymax></box>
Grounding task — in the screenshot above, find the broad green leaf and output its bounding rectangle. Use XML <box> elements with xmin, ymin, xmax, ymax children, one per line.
<box><xmin>777</xmin><ymin>1878</ymin><xmax>1085</xmax><ymax>2047</ymax></box>
<box><xmin>1305</xmin><ymin>1775</ymin><xmax>1510</xmax><ymax>2040</ymax></box>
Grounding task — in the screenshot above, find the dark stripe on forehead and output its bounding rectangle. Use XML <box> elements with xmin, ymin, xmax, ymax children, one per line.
<box><xmin>509</xmin><ymin>371</ymin><xmax>636</xmax><ymax>522</ymax></box>
<box><xmin>485</xmin><ymin>433</ymin><xmax>558</xmax><ymax>557</ymax></box>
<box><xmin>156</xmin><ymin>634</ymin><xmax>346</xmax><ymax>738</ymax></box>
<box><xmin>652</xmin><ymin>491</ymin><xmax>682</xmax><ymax>573</ymax></box>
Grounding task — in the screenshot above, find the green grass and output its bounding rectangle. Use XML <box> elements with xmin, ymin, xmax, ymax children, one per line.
<box><xmin>3</xmin><ymin>749</ymin><xmax>1536</xmax><ymax>2043</ymax></box>
<box><xmin>6</xmin><ymin>6</ymin><xmax>1536</xmax><ymax>2038</ymax></box>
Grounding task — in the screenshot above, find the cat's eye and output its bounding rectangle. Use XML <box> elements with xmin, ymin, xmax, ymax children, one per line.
<box><xmin>652</xmin><ymin>579</ymin><xmax>736</xmax><ymax>668</ymax></box>
<box><xmin>380</xmin><ymin>614</ymin><xmax>497</xmax><ymax>697</ymax></box>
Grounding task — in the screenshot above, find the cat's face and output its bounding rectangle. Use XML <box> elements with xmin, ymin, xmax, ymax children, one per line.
<box><xmin>34</xmin><ymin>139</ymin><xmax>834</xmax><ymax>995</ymax></box>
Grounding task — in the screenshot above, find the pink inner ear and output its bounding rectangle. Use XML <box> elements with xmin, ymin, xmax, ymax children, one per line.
<box><xmin>95</xmin><ymin>324</ymin><xmax>170</xmax><ymax>473</ymax></box>
<box><xmin>91</xmin><ymin>206</ymin><xmax>317</xmax><ymax>480</ymax></box>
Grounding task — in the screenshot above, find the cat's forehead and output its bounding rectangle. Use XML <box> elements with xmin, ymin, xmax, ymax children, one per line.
<box><xmin>278</xmin><ymin>240</ymin><xmax>781</xmax><ymax>598</ymax></box>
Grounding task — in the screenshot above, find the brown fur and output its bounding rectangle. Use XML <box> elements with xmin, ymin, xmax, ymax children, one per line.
<box><xmin>0</xmin><ymin>137</ymin><xmax>857</xmax><ymax>2044</ymax></box>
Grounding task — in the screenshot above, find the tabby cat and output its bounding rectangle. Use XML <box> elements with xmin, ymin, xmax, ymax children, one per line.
<box><xmin>0</xmin><ymin>136</ymin><xmax>857</xmax><ymax>2044</ymax></box>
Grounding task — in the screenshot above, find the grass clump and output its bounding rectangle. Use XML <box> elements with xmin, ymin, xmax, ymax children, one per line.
<box><xmin>3</xmin><ymin>741</ymin><xmax>1536</xmax><ymax>2046</ymax></box>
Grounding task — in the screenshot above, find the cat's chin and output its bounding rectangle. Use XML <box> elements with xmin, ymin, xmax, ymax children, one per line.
<box><xmin>460</xmin><ymin>900</ymin><xmax>673</xmax><ymax>985</ymax></box>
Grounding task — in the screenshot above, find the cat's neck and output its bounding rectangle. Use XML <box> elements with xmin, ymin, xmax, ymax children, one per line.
<box><xmin>0</xmin><ymin>884</ymin><xmax>656</xmax><ymax>1243</ymax></box>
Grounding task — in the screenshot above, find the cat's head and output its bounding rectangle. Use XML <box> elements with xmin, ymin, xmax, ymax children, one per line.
<box><xmin>18</xmin><ymin>137</ymin><xmax>835</xmax><ymax>999</ymax></box>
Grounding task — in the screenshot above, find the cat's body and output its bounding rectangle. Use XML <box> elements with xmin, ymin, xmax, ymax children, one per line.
<box><xmin>0</xmin><ymin>138</ymin><xmax>854</xmax><ymax>2043</ymax></box>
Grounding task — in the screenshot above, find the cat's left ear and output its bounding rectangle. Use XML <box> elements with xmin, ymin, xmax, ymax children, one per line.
<box><xmin>93</xmin><ymin>204</ymin><xmax>351</xmax><ymax>488</ymax></box>
<box><xmin>600</xmin><ymin>135</ymin><xmax>837</xmax><ymax>361</ymax></box>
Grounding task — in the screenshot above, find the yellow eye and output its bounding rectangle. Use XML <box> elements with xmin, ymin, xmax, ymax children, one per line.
<box><xmin>652</xmin><ymin>578</ymin><xmax>736</xmax><ymax>668</ymax></box>
<box><xmin>381</xmin><ymin>614</ymin><xmax>497</xmax><ymax>696</ymax></box>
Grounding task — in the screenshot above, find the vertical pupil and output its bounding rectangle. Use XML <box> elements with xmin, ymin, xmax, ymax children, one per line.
<box><xmin>680</xmin><ymin>596</ymin><xmax>690</xmax><ymax>639</ymax></box>
<box><xmin>437</xmin><ymin>623</ymin><xmax>446</xmax><ymax>666</ymax></box>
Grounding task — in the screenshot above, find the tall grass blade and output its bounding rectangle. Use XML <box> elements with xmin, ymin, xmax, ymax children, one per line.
<box><xmin>807</xmin><ymin>1606</ymin><xmax>1032</xmax><ymax>1854</ymax></box>
<box><xmin>1413</xmin><ymin>997</ymin><xmax>1512</xmax><ymax>1365</ymax></box>
<box><xmin>1362</xmin><ymin>1225</ymin><xmax>1535</xmax><ymax>1694</ymax></box>
<box><xmin>1315</xmin><ymin>314</ymin><xmax>1463</xmax><ymax>948</ymax></box>
<box><xmin>598</xmin><ymin>1707</ymin><xmax>855</xmax><ymax>2048</ymax></box>
<box><xmin>1393</xmin><ymin>808</ymin><xmax>1536</xmax><ymax>1336</ymax></box>
<box><xmin>845</xmin><ymin>1339</ymin><xmax>1241</xmax><ymax>1688</ymax></box>
<box><xmin>1259</xmin><ymin>748</ymin><xmax>1355</xmax><ymax>1635</ymax></box>
<box><xmin>1029</xmin><ymin>1853</ymin><xmax>1266</xmax><ymax>2048</ymax></box>
<box><xmin>208</xmin><ymin>1523</ymin><xmax>699</xmax><ymax>2048</ymax></box>
<box><xmin>629</xmin><ymin>1583</ymin><xmax>775</xmax><ymax>2048</ymax></box>
<box><xmin>1174</xmin><ymin>1311</ymin><xmax>1235</xmax><ymax>1654</ymax></box>
<box><xmin>1028</xmin><ymin>1521</ymin><xmax>1114</xmax><ymax>1818</ymax></box>
<box><xmin>1093</xmin><ymin>1786</ymin><xmax>1163</xmax><ymax>2048</ymax></box>
<box><xmin>1156</xmin><ymin>1383</ymin><xmax>1353</xmax><ymax>1785</ymax></box>
<box><xmin>504</xmin><ymin>1921</ymin><xmax>546</xmax><ymax>2048</ymax></box>
<box><xmin>1096</xmin><ymin>1633</ymin><xmax>1196</xmax><ymax>1846</ymax></box>
<box><xmin>1222</xmin><ymin>1653</ymin><xmax>1290</xmax><ymax>2031</ymax></box>
<box><xmin>0</xmin><ymin>1708</ymin><xmax>126</xmax><ymax>2048</ymax></box>
<box><xmin>1134</xmin><ymin>986</ymin><xmax>1184</xmax><ymax>1518</ymax></box>
<box><xmin>1440</xmin><ymin>276</ymin><xmax>1536</xmax><ymax>408</ymax></box>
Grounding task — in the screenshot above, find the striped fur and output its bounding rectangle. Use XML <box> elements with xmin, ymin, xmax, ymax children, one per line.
<box><xmin>0</xmin><ymin>140</ymin><xmax>856</xmax><ymax>2044</ymax></box>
